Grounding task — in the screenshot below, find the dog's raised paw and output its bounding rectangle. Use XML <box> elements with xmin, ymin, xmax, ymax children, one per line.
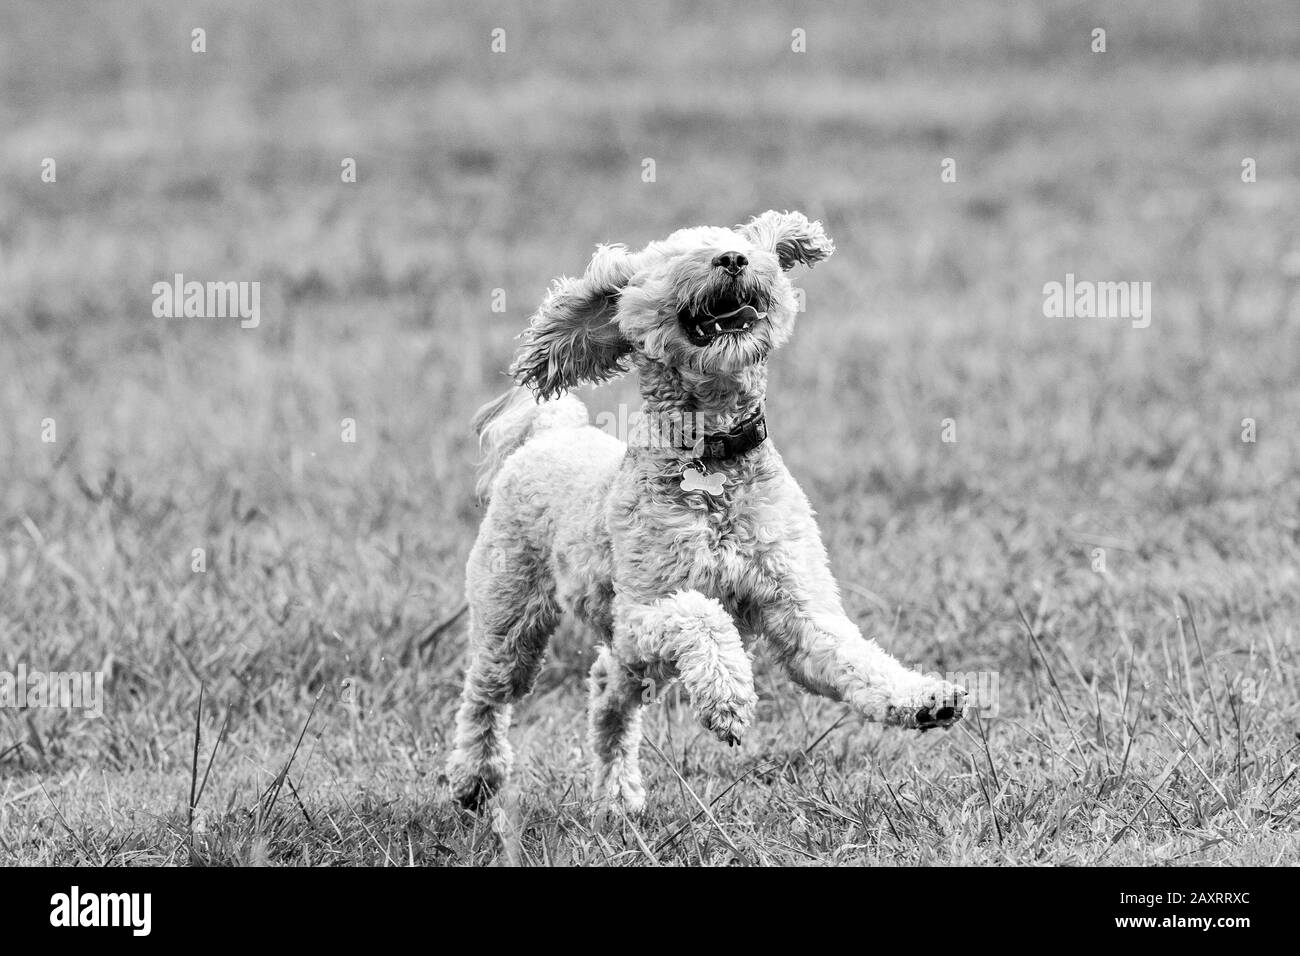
<box><xmin>702</xmin><ymin>707</ymin><xmax>749</xmax><ymax>747</ymax></box>
<box><xmin>695</xmin><ymin>688</ymin><xmax>756</xmax><ymax>747</ymax></box>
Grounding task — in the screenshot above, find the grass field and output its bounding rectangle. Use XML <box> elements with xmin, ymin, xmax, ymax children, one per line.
<box><xmin>2</xmin><ymin>0</ymin><xmax>1299</xmax><ymax>865</ymax></box>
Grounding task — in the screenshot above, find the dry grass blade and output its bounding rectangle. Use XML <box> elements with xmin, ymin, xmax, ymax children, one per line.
<box><xmin>619</xmin><ymin>809</ymin><xmax>660</xmax><ymax>865</ymax></box>
<box><xmin>1181</xmin><ymin>594</ymin><xmax>1223</xmax><ymax>744</ymax></box>
<box><xmin>261</xmin><ymin>692</ymin><xmax>322</xmax><ymax>820</ymax></box>
<box><xmin>800</xmin><ymin>713</ymin><xmax>849</xmax><ymax>760</ymax></box>
<box><xmin>969</xmin><ymin>753</ymin><xmax>1002</xmax><ymax>847</ymax></box>
<box><xmin>188</xmin><ymin>684</ymin><xmax>203</xmax><ymax>828</ymax></box>
<box><xmin>1159</xmin><ymin>722</ymin><xmax>1247</xmax><ymax>830</ymax></box>
<box><xmin>1014</xmin><ymin>599</ymin><xmax>1088</xmax><ymax>768</ymax></box>
<box><xmin>643</xmin><ymin>735</ymin><xmax>747</xmax><ymax>863</ymax></box>
<box><xmin>1174</xmin><ymin>611</ymin><xmax>1197</xmax><ymax>715</ymax></box>
<box><xmin>653</xmin><ymin>759</ymin><xmax>778</xmax><ymax>855</ymax></box>
<box><xmin>1100</xmin><ymin>747</ymin><xmax>1191</xmax><ymax>860</ymax></box>
<box><xmin>194</xmin><ymin>710</ymin><xmax>231</xmax><ymax>818</ymax></box>
<box><xmin>411</xmin><ymin>602</ymin><xmax>469</xmax><ymax>661</ymax></box>
<box><xmin>39</xmin><ymin>782</ymin><xmax>93</xmax><ymax>862</ymax></box>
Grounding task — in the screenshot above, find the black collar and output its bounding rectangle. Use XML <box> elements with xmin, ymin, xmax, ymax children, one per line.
<box><xmin>693</xmin><ymin>407</ymin><xmax>768</xmax><ymax>460</ymax></box>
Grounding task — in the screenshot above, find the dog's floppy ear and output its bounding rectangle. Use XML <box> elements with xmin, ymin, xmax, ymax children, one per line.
<box><xmin>510</xmin><ymin>244</ymin><xmax>634</xmax><ymax>400</ymax></box>
<box><xmin>740</xmin><ymin>210</ymin><xmax>835</xmax><ymax>271</ymax></box>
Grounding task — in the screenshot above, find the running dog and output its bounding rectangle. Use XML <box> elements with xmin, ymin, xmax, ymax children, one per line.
<box><xmin>448</xmin><ymin>210</ymin><xmax>967</xmax><ymax>812</ymax></box>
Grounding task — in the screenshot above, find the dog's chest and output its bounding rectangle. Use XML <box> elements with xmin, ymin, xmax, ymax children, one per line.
<box><xmin>611</xmin><ymin>461</ymin><xmax>789</xmax><ymax>599</ymax></box>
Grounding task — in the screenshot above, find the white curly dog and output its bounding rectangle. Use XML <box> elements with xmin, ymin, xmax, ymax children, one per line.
<box><xmin>448</xmin><ymin>210</ymin><xmax>967</xmax><ymax>813</ymax></box>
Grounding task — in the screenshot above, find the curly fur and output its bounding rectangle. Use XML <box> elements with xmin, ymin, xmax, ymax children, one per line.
<box><xmin>448</xmin><ymin>211</ymin><xmax>967</xmax><ymax>813</ymax></box>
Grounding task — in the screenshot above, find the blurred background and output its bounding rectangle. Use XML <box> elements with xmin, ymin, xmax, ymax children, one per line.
<box><xmin>1</xmin><ymin>1</ymin><xmax>1298</xmax><ymax>861</ymax></box>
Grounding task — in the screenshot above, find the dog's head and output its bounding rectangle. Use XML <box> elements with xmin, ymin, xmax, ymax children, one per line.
<box><xmin>511</xmin><ymin>210</ymin><xmax>834</xmax><ymax>399</ymax></box>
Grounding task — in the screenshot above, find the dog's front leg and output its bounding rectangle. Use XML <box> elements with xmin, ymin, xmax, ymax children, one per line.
<box><xmin>587</xmin><ymin>590</ymin><xmax>756</xmax><ymax>812</ymax></box>
<box><xmin>760</xmin><ymin>579</ymin><xmax>966</xmax><ymax>730</ymax></box>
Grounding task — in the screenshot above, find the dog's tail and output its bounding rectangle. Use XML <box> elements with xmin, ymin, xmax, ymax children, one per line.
<box><xmin>471</xmin><ymin>387</ymin><xmax>589</xmax><ymax>501</ymax></box>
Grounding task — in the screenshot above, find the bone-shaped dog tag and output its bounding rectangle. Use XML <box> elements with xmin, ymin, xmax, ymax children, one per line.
<box><xmin>681</xmin><ymin>464</ymin><xmax>724</xmax><ymax>495</ymax></box>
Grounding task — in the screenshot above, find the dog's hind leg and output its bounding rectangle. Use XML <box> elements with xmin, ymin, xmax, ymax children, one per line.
<box><xmin>586</xmin><ymin>645</ymin><xmax>650</xmax><ymax>813</ymax></box>
<box><xmin>586</xmin><ymin>590</ymin><xmax>756</xmax><ymax>812</ymax></box>
<box><xmin>447</xmin><ymin>544</ymin><xmax>559</xmax><ymax>811</ymax></box>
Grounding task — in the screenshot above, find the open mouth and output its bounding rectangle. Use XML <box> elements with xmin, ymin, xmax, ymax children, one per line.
<box><xmin>678</xmin><ymin>292</ymin><xmax>768</xmax><ymax>346</ymax></box>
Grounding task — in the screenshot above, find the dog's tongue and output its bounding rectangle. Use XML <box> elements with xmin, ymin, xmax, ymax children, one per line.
<box><xmin>705</xmin><ymin>303</ymin><xmax>766</xmax><ymax>324</ymax></box>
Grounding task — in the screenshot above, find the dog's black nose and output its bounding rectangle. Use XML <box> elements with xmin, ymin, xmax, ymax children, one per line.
<box><xmin>712</xmin><ymin>251</ymin><xmax>748</xmax><ymax>275</ymax></box>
